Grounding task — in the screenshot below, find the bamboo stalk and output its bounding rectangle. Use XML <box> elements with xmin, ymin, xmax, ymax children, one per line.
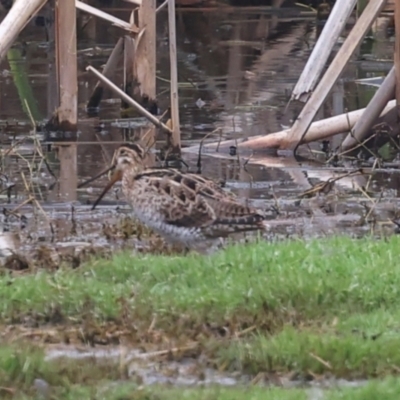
<box><xmin>86</xmin><ymin>66</ymin><xmax>173</xmax><ymax>134</ymax></box>
<box><xmin>282</xmin><ymin>0</ymin><xmax>388</xmax><ymax>150</ymax></box>
<box><xmin>168</xmin><ymin>0</ymin><xmax>181</xmax><ymax>151</ymax></box>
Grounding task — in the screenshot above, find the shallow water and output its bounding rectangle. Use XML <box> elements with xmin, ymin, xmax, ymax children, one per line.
<box><xmin>0</xmin><ymin>2</ymin><xmax>399</xmax><ymax>259</ymax></box>
<box><xmin>45</xmin><ymin>344</ymin><xmax>368</xmax><ymax>391</ymax></box>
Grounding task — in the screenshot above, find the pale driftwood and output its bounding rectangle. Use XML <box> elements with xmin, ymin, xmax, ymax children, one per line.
<box><xmin>168</xmin><ymin>0</ymin><xmax>181</xmax><ymax>150</ymax></box>
<box><xmin>282</xmin><ymin>0</ymin><xmax>388</xmax><ymax>150</ymax></box>
<box><xmin>55</xmin><ymin>0</ymin><xmax>78</xmax><ymax>130</ymax></box>
<box><xmin>340</xmin><ymin>66</ymin><xmax>396</xmax><ymax>152</ymax></box>
<box><xmin>87</xmin><ymin>37</ymin><xmax>124</xmax><ymax>109</ymax></box>
<box><xmin>76</xmin><ymin>1</ymin><xmax>136</xmax><ymax>32</ymax></box>
<box><xmin>86</xmin><ymin>66</ymin><xmax>173</xmax><ymax>134</ymax></box>
<box><xmin>291</xmin><ymin>0</ymin><xmax>357</xmax><ymax>102</ymax></box>
<box><xmin>183</xmin><ymin>100</ymin><xmax>396</xmax><ymax>154</ymax></box>
<box><xmin>0</xmin><ymin>0</ymin><xmax>47</xmax><ymax>62</ymax></box>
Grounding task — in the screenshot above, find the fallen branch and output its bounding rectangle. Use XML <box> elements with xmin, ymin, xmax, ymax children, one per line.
<box><xmin>183</xmin><ymin>100</ymin><xmax>396</xmax><ymax>154</ymax></box>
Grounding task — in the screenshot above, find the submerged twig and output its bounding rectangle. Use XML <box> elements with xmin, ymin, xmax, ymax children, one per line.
<box><xmin>299</xmin><ymin>169</ymin><xmax>365</xmax><ymax>198</ymax></box>
<box><xmin>196</xmin><ymin>128</ymin><xmax>222</xmax><ymax>173</ymax></box>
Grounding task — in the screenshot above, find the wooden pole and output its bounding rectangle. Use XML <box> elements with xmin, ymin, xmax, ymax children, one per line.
<box><xmin>282</xmin><ymin>0</ymin><xmax>387</xmax><ymax>150</ymax></box>
<box><xmin>340</xmin><ymin>66</ymin><xmax>396</xmax><ymax>151</ymax></box>
<box><xmin>0</xmin><ymin>0</ymin><xmax>47</xmax><ymax>62</ymax></box>
<box><xmin>129</xmin><ymin>0</ymin><xmax>156</xmax><ymax>110</ymax></box>
<box><xmin>55</xmin><ymin>0</ymin><xmax>78</xmax><ymax>131</ymax></box>
<box><xmin>395</xmin><ymin>0</ymin><xmax>400</xmax><ymax>119</ymax></box>
<box><xmin>168</xmin><ymin>0</ymin><xmax>181</xmax><ymax>152</ymax></box>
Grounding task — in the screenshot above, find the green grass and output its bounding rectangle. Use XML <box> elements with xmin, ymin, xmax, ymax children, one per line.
<box><xmin>2</xmin><ymin>236</ymin><xmax>400</xmax><ymax>379</ymax></box>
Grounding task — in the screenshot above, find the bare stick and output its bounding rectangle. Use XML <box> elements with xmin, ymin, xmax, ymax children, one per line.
<box><xmin>86</xmin><ymin>66</ymin><xmax>173</xmax><ymax>134</ymax></box>
<box><xmin>141</xmin><ymin>109</ymin><xmax>169</xmax><ymax>146</ymax></box>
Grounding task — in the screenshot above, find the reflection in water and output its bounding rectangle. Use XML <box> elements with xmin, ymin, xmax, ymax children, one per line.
<box><xmin>55</xmin><ymin>144</ymin><xmax>78</xmax><ymax>202</ymax></box>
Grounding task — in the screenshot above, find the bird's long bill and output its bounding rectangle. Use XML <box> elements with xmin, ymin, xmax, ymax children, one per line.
<box><xmin>78</xmin><ymin>165</ymin><xmax>115</xmax><ymax>189</ymax></box>
<box><xmin>91</xmin><ymin>169</ymin><xmax>123</xmax><ymax>210</ymax></box>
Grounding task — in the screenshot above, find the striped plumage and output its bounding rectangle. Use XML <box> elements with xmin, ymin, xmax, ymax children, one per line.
<box><xmin>93</xmin><ymin>143</ymin><xmax>267</xmax><ymax>253</ymax></box>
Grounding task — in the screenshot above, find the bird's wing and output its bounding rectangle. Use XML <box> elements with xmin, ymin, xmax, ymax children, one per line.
<box><xmin>133</xmin><ymin>168</ymin><xmax>264</xmax><ymax>231</ymax></box>
<box><xmin>134</xmin><ymin>170</ymin><xmax>217</xmax><ymax>228</ymax></box>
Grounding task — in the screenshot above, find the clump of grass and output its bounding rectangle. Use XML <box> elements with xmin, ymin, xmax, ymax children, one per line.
<box><xmin>0</xmin><ymin>344</ymin><xmax>56</xmax><ymax>391</ymax></box>
<box><xmin>2</xmin><ymin>236</ymin><xmax>400</xmax><ymax>325</ymax></box>
<box><xmin>0</xmin><ymin>342</ymin><xmax>129</xmax><ymax>397</ymax></box>
<box><xmin>217</xmin><ymin>325</ymin><xmax>400</xmax><ymax>377</ymax></box>
<box><xmin>2</xmin><ymin>236</ymin><xmax>400</xmax><ymax>377</ymax></box>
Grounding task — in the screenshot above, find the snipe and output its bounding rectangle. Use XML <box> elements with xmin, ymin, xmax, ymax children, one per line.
<box><xmin>92</xmin><ymin>143</ymin><xmax>268</xmax><ymax>253</ymax></box>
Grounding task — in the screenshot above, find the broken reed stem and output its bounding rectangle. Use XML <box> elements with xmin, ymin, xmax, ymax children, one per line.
<box><xmin>9</xmin><ymin>196</ymin><xmax>34</xmax><ymax>215</ymax></box>
<box><xmin>156</xmin><ymin>0</ymin><xmax>168</xmax><ymax>13</ymax></box>
<box><xmin>309</xmin><ymin>352</ymin><xmax>332</xmax><ymax>369</ymax></box>
<box><xmin>86</xmin><ymin>66</ymin><xmax>173</xmax><ymax>134</ymax></box>
<box><xmin>196</xmin><ymin>128</ymin><xmax>222</xmax><ymax>172</ymax></box>
<box><xmin>134</xmin><ymin>343</ymin><xmax>198</xmax><ymax>360</ymax></box>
